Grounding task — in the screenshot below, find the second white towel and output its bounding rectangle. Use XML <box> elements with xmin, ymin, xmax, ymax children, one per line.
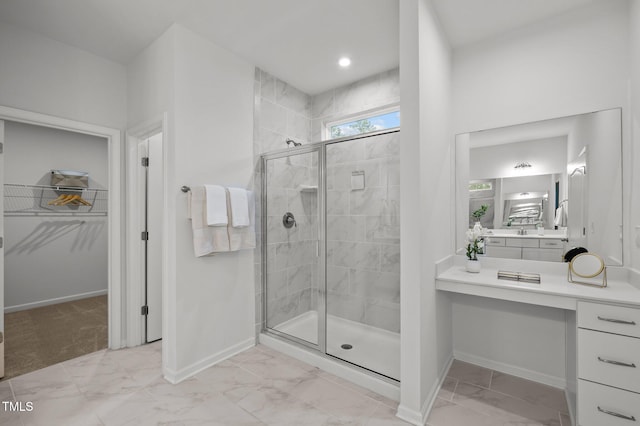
<box><xmin>228</xmin><ymin>187</ymin><xmax>250</xmax><ymax>227</ymax></box>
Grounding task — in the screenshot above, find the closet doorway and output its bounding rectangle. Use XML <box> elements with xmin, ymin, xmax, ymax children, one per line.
<box><xmin>1</xmin><ymin>120</ymin><xmax>110</xmax><ymax>379</ymax></box>
<box><xmin>0</xmin><ymin>105</ymin><xmax>122</xmax><ymax>381</ymax></box>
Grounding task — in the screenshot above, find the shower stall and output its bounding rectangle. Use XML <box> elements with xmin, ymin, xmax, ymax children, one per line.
<box><xmin>261</xmin><ymin>129</ymin><xmax>400</xmax><ymax>381</ymax></box>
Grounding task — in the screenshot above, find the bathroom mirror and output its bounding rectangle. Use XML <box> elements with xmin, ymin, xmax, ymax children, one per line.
<box><xmin>455</xmin><ymin>108</ymin><xmax>623</xmax><ymax>265</ymax></box>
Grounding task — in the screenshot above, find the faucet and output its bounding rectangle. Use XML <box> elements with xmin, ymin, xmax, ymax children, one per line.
<box><xmin>518</xmin><ymin>226</ymin><xmax>527</xmax><ymax>235</ymax></box>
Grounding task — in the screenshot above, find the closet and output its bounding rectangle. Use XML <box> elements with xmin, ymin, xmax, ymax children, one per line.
<box><xmin>1</xmin><ymin>121</ymin><xmax>108</xmax><ymax>379</ymax></box>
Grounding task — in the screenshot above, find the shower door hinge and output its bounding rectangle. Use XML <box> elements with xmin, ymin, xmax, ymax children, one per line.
<box><xmin>141</xmin><ymin>305</ymin><xmax>149</xmax><ymax>316</ymax></box>
<box><xmin>141</xmin><ymin>231</ymin><xmax>149</xmax><ymax>241</ymax></box>
<box><xmin>141</xmin><ymin>157</ymin><xmax>149</xmax><ymax>167</ymax></box>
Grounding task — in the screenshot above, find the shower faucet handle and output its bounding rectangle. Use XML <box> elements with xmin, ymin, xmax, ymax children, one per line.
<box><xmin>283</xmin><ymin>212</ymin><xmax>297</xmax><ymax>229</ymax></box>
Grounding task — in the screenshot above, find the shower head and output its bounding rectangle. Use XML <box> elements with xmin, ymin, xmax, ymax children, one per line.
<box><xmin>286</xmin><ymin>138</ymin><xmax>302</xmax><ymax>147</ymax></box>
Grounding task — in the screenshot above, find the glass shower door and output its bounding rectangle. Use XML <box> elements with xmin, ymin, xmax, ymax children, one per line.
<box><xmin>263</xmin><ymin>149</ymin><xmax>321</xmax><ymax>346</ymax></box>
<box><xmin>325</xmin><ymin>131</ymin><xmax>401</xmax><ymax>380</ymax></box>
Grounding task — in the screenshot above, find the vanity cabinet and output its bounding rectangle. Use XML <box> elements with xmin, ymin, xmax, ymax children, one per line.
<box><xmin>577</xmin><ymin>301</ymin><xmax>640</xmax><ymax>425</ymax></box>
<box><xmin>484</xmin><ymin>237</ymin><xmax>565</xmax><ymax>262</ymax></box>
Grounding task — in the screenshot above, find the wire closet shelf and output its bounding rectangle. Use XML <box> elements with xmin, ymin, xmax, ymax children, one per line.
<box><xmin>3</xmin><ymin>183</ymin><xmax>108</xmax><ymax>216</ymax></box>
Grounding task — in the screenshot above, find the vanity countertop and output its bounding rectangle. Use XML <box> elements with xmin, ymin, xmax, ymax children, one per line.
<box><xmin>481</xmin><ymin>232</ymin><xmax>566</xmax><ymax>240</ymax></box>
<box><xmin>436</xmin><ymin>256</ymin><xmax>640</xmax><ymax>310</ymax></box>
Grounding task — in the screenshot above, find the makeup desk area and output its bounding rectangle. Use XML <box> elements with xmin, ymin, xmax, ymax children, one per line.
<box><xmin>436</xmin><ymin>255</ymin><xmax>640</xmax><ymax>426</ymax></box>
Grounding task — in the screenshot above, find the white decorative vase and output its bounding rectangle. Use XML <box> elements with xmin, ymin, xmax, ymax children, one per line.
<box><xmin>473</xmin><ymin>221</ymin><xmax>483</xmax><ymax>233</ymax></box>
<box><xmin>466</xmin><ymin>259</ymin><xmax>481</xmax><ymax>273</ymax></box>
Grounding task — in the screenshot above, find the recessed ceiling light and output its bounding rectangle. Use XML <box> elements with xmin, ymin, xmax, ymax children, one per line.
<box><xmin>338</xmin><ymin>57</ymin><xmax>351</xmax><ymax>68</ymax></box>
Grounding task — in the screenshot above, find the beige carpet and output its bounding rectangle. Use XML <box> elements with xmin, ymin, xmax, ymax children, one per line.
<box><xmin>2</xmin><ymin>295</ymin><xmax>108</xmax><ymax>380</ymax></box>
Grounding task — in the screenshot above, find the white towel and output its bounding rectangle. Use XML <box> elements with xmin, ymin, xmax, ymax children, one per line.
<box><xmin>190</xmin><ymin>186</ymin><xmax>230</xmax><ymax>256</ymax></box>
<box><xmin>227</xmin><ymin>187</ymin><xmax>250</xmax><ymax>227</ymax></box>
<box><xmin>228</xmin><ymin>190</ymin><xmax>256</xmax><ymax>251</ymax></box>
<box><xmin>554</xmin><ymin>203</ymin><xmax>567</xmax><ymax>227</ymax></box>
<box><xmin>204</xmin><ymin>185</ymin><xmax>228</xmax><ymax>226</ymax></box>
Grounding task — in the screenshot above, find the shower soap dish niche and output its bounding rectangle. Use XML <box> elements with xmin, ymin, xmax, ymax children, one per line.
<box><xmin>297</xmin><ymin>184</ymin><xmax>317</xmax><ymax>192</ymax></box>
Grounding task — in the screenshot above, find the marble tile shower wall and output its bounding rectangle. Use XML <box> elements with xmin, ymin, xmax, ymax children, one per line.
<box><xmin>253</xmin><ymin>66</ymin><xmax>401</xmax><ymax>338</ymax></box>
<box><xmin>311</xmin><ymin>67</ymin><xmax>399</xmax><ymax>141</ymax></box>
<box><xmin>326</xmin><ymin>132</ymin><xmax>400</xmax><ymax>333</ymax></box>
<box><xmin>264</xmin><ymin>156</ymin><xmax>319</xmax><ymax>330</ymax></box>
<box><xmin>253</xmin><ymin>68</ymin><xmax>314</xmax><ymax>336</ymax></box>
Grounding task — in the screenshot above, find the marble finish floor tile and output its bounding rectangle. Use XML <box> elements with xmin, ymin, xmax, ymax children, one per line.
<box><xmin>428</xmin><ymin>359</ymin><xmax>572</xmax><ymax>426</ymax></box>
<box><xmin>3</xmin><ymin>343</ymin><xmax>407</xmax><ymax>425</ymax></box>
<box><xmin>1</xmin><ymin>344</ymin><xmax>570</xmax><ymax>426</ymax></box>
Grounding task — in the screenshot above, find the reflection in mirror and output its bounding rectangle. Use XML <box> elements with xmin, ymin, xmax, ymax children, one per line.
<box><xmin>455</xmin><ymin>108</ymin><xmax>622</xmax><ymax>265</ymax></box>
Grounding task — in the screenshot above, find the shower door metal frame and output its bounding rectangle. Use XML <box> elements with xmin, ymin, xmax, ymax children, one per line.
<box><xmin>261</xmin><ymin>128</ymin><xmax>400</xmax><ymax>372</ymax></box>
<box><xmin>261</xmin><ymin>145</ymin><xmax>326</xmax><ymax>352</ymax></box>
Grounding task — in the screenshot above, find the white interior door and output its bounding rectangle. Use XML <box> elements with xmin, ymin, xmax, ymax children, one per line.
<box><xmin>145</xmin><ymin>133</ymin><xmax>163</xmax><ymax>342</ymax></box>
<box><xmin>0</xmin><ymin>120</ymin><xmax>4</xmax><ymax>377</ymax></box>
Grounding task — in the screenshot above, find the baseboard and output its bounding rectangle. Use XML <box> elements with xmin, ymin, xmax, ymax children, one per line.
<box><xmin>396</xmin><ymin>355</ymin><xmax>454</xmax><ymax>426</ymax></box>
<box><xmin>454</xmin><ymin>350</ymin><xmax>566</xmax><ymax>389</ymax></box>
<box><xmin>395</xmin><ymin>404</ymin><xmax>426</xmax><ymax>426</ymax></box>
<box><xmin>4</xmin><ymin>289</ymin><xmax>108</xmax><ymax>313</ymax></box>
<box><xmin>163</xmin><ymin>337</ymin><xmax>255</xmax><ymax>384</ymax></box>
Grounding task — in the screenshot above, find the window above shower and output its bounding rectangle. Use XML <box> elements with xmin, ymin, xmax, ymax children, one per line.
<box><xmin>324</xmin><ymin>105</ymin><xmax>400</xmax><ymax>140</ymax></box>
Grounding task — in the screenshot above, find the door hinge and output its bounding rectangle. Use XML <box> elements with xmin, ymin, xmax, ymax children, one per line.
<box><xmin>141</xmin><ymin>305</ymin><xmax>149</xmax><ymax>316</ymax></box>
<box><xmin>0</xmin><ymin>331</ymin><xmax>3</xmax><ymax>344</ymax></box>
<box><xmin>141</xmin><ymin>231</ymin><xmax>149</xmax><ymax>241</ymax></box>
<box><xmin>0</xmin><ymin>142</ymin><xmax>3</xmax><ymax>153</ymax></box>
<box><xmin>0</xmin><ymin>237</ymin><xmax>3</xmax><ymax>248</ymax></box>
<box><xmin>141</xmin><ymin>157</ymin><xmax>149</xmax><ymax>167</ymax></box>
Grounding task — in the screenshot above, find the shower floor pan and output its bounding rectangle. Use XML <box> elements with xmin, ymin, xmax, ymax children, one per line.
<box><xmin>273</xmin><ymin>310</ymin><xmax>400</xmax><ymax>381</ymax></box>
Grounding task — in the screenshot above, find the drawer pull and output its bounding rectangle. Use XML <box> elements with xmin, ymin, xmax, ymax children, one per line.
<box><xmin>597</xmin><ymin>406</ymin><xmax>637</xmax><ymax>421</ymax></box>
<box><xmin>598</xmin><ymin>356</ymin><xmax>637</xmax><ymax>368</ymax></box>
<box><xmin>597</xmin><ymin>316</ymin><xmax>637</xmax><ymax>325</ymax></box>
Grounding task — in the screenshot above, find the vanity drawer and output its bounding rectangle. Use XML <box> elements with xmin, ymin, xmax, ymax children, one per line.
<box><xmin>506</xmin><ymin>238</ymin><xmax>539</xmax><ymax>248</ymax></box>
<box><xmin>577</xmin><ymin>329</ymin><xmax>640</xmax><ymax>393</ymax></box>
<box><xmin>522</xmin><ymin>248</ymin><xmax>563</xmax><ymax>262</ymax></box>
<box><xmin>578</xmin><ymin>302</ymin><xmax>640</xmax><ymax>338</ymax></box>
<box><xmin>578</xmin><ymin>379</ymin><xmax>640</xmax><ymax>426</ymax></box>
<box><xmin>484</xmin><ymin>237</ymin><xmax>506</xmax><ymax>246</ymax></box>
<box><xmin>485</xmin><ymin>246</ymin><xmax>521</xmax><ymax>259</ymax></box>
<box><xmin>539</xmin><ymin>239</ymin><xmax>564</xmax><ymax>248</ymax></box>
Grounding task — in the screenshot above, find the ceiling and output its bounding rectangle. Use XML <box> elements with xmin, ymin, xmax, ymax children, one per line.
<box><xmin>0</xmin><ymin>0</ymin><xmax>600</xmax><ymax>95</ymax></box>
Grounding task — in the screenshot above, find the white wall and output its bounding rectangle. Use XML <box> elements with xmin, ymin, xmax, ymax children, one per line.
<box><xmin>0</xmin><ymin>22</ymin><xmax>127</xmax><ymax>129</ymax></box>
<box><xmin>453</xmin><ymin>0</ymin><xmax>629</xmax><ymax>134</ymax></box>
<box><xmin>172</xmin><ymin>25</ymin><xmax>255</xmax><ymax>374</ymax></box>
<box><xmin>128</xmin><ymin>24</ymin><xmax>256</xmax><ymax>380</ymax></box>
<box><xmin>4</xmin><ymin>121</ymin><xmax>108</xmax><ymax>310</ymax></box>
<box><xmin>127</xmin><ymin>29</ymin><xmax>175</xmax><ymax>129</ymax></box>
<box><xmin>630</xmin><ymin>0</ymin><xmax>640</xmax><ymax>272</ymax></box>
<box><xmin>399</xmin><ymin>0</ymin><xmax>453</xmax><ymax>423</ymax></box>
<box><xmin>452</xmin><ymin>295</ymin><xmax>567</xmax><ymax>386</ymax></box>
<box><xmin>450</xmin><ymin>0</ymin><xmax>630</xmax><ymax>385</ymax></box>
<box><xmin>470</xmin><ymin>137</ymin><xmax>566</xmax><ymax>180</ymax></box>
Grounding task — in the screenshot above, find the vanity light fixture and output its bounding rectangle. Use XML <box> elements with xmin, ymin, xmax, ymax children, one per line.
<box><xmin>514</xmin><ymin>161</ymin><xmax>532</xmax><ymax>169</ymax></box>
<box><xmin>338</xmin><ymin>57</ymin><xmax>351</xmax><ymax>68</ymax></box>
